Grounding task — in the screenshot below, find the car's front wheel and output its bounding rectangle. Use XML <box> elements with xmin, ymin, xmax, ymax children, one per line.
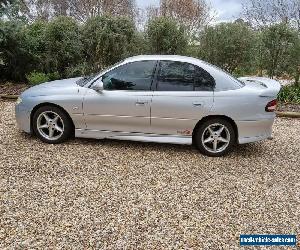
<box><xmin>33</xmin><ymin>106</ymin><xmax>73</xmax><ymax>144</ymax></box>
<box><xmin>194</xmin><ymin>118</ymin><xmax>236</xmax><ymax>157</ymax></box>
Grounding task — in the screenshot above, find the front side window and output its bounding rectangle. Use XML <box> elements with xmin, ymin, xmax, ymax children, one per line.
<box><xmin>102</xmin><ymin>60</ymin><xmax>156</xmax><ymax>91</ymax></box>
<box><xmin>156</xmin><ymin>61</ymin><xmax>215</xmax><ymax>91</ymax></box>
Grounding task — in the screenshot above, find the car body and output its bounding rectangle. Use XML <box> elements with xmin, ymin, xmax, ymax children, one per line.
<box><xmin>15</xmin><ymin>55</ymin><xmax>281</xmax><ymax>156</ymax></box>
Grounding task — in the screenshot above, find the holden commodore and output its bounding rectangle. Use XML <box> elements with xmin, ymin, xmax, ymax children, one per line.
<box><xmin>15</xmin><ymin>55</ymin><xmax>281</xmax><ymax>156</ymax></box>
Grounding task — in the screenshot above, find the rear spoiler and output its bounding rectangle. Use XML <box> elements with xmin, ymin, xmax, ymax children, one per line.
<box><xmin>238</xmin><ymin>77</ymin><xmax>282</xmax><ymax>97</ymax></box>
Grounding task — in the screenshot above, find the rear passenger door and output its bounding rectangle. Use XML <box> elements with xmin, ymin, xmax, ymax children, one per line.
<box><xmin>150</xmin><ymin>60</ymin><xmax>214</xmax><ymax>136</ymax></box>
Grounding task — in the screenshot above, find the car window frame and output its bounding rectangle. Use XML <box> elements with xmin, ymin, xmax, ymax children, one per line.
<box><xmin>153</xmin><ymin>60</ymin><xmax>215</xmax><ymax>92</ymax></box>
<box><xmin>96</xmin><ymin>60</ymin><xmax>159</xmax><ymax>92</ymax></box>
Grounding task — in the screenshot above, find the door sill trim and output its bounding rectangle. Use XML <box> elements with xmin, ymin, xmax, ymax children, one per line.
<box><xmin>75</xmin><ymin>129</ymin><xmax>192</xmax><ymax>145</ymax></box>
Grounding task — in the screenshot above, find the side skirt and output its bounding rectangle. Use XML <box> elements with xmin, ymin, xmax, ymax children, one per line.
<box><xmin>75</xmin><ymin>129</ymin><xmax>192</xmax><ymax>145</ymax></box>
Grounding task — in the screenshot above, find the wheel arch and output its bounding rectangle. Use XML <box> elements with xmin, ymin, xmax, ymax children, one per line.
<box><xmin>30</xmin><ymin>102</ymin><xmax>75</xmax><ymax>134</ymax></box>
<box><xmin>192</xmin><ymin>115</ymin><xmax>239</xmax><ymax>145</ymax></box>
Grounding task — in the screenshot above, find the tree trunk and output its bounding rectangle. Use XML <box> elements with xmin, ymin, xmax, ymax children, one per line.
<box><xmin>294</xmin><ymin>67</ymin><xmax>300</xmax><ymax>86</ymax></box>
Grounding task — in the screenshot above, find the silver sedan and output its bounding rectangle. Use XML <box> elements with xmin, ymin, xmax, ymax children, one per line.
<box><xmin>15</xmin><ymin>55</ymin><xmax>281</xmax><ymax>156</ymax></box>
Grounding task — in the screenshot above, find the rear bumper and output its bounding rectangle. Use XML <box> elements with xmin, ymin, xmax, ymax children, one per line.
<box><xmin>15</xmin><ymin>103</ymin><xmax>31</xmax><ymax>133</ymax></box>
<box><xmin>236</xmin><ymin>117</ymin><xmax>275</xmax><ymax>144</ymax></box>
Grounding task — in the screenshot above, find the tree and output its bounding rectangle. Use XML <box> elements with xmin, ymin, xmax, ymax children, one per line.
<box><xmin>260</xmin><ymin>23</ymin><xmax>297</xmax><ymax>79</ymax></box>
<box><xmin>198</xmin><ymin>22</ymin><xmax>254</xmax><ymax>74</ymax></box>
<box><xmin>7</xmin><ymin>0</ymin><xmax>137</xmax><ymax>22</ymax></box>
<box><xmin>82</xmin><ymin>15</ymin><xmax>136</xmax><ymax>70</ymax></box>
<box><xmin>23</xmin><ymin>20</ymin><xmax>47</xmax><ymax>73</ymax></box>
<box><xmin>67</xmin><ymin>0</ymin><xmax>137</xmax><ymax>22</ymax></box>
<box><xmin>0</xmin><ymin>0</ymin><xmax>28</xmax><ymax>21</ymax></box>
<box><xmin>0</xmin><ymin>20</ymin><xmax>32</xmax><ymax>81</ymax></box>
<box><xmin>162</xmin><ymin>0</ymin><xmax>212</xmax><ymax>34</ymax></box>
<box><xmin>286</xmin><ymin>34</ymin><xmax>300</xmax><ymax>85</ymax></box>
<box><xmin>43</xmin><ymin>16</ymin><xmax>83</xmax><ymax>77</ymax></box>
<box><xmin>243</xmin><ymin>0</ymin><xmax>300</xmax><ymax>31</ymax></box>
<box><xmin>147</xmin><ymin>0</ymin><xmax>212</xmax><ymax>39</ymax></box>
<box><xmin>146</xmin><ymin>16</ymin><xmax>188</xmax><ymax>54</ymax></box>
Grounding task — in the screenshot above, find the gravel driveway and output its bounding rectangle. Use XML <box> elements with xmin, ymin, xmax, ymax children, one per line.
<box><xmin>0</xmin><ymin>101</ymin><xmax>299</xmax><ymax>249</ymax></box>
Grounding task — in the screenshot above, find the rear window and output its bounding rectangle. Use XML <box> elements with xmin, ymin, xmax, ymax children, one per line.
<box><xmin>202</xmin><ymin>62</ymin><xmax>244</xmax><ymax>91</ymax></box>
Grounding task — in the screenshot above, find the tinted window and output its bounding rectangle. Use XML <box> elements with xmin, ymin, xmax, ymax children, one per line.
<box><xmin>202</xmin><ymin>62</ymin><xmax>243</xmax><ymax>91</ymax></box>
<box><xmin>157</xmin><ymin>61</ymin><xmax>214</xmax><ymax>91</ymax></box>
<box><xmin>194</xmin><ymin>66</ymin><xmax>215</xmax><ymax>91</ymax></box>
<box><xmin>157</xmin><ymin>61</ymin><xmax>194</xmax><ymax>91</ymax></box>
<box><xmin>102</xmin><ymin>61</ymin><xmax>156</xmax><ymax>91</ymax></box>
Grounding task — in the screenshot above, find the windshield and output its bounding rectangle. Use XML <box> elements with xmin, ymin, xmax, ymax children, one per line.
<box><xmin>76</xmin><ymin>61</ymin><xmax>125</xmax><ymax>87</ymax></box>
<box><xmin>76</xmin><ymin>74</ymin><xmax>96</xmax><ymax>87</ymax></box>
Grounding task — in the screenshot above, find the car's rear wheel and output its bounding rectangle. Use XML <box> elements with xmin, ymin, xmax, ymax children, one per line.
<box><xmin>194</xmin><ymin>118</ymin><xmax>236</xmax><ymax>157</ymax></box>
<box><xmin>33</xmin><ymin>106</ymin><xmax>73</xmax><ymax>144</ymax></box>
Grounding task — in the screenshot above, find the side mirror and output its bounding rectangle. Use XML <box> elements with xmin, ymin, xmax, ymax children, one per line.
<box><xmin>91</xmin><ymin>79</ymin><xmax>103</xmax><ymax>92</ymax></box>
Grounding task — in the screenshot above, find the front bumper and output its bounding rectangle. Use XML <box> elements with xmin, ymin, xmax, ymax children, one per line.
<box><xmin>236</xmin><ymin>118</ymin><xmax>275</xmax><ymax>144</ymax></box>
<box><xmin>15</xmin><ymin>103</ymin><xmax>31</xmax><ymax>133</ymax></box>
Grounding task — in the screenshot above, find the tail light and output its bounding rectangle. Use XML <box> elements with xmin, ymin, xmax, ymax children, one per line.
<box><xmin>265</xmin><ymin>99</ymin><xmax>277</xmax><ymax>112</ymax></box>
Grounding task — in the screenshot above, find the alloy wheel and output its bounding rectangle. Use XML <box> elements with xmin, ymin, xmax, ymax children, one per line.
<box><xmin>201</xmin><ymin>123</ymin><xmax>230</xmax><ymax>153</ymax></box>
<box><xmin>36</xmin><ymin>111</ymin><xmax>64</xmax><ymax>140</ymax></box>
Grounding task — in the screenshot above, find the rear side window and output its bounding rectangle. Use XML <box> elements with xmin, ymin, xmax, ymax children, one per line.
<box><xmin>102</xmin><ymin>60</ymin><xmax>156</xmax><ymax>91</ymax></box>
<box><xmin>194</xmin><ymin>67</ymin><xmax>216</xmax><ymax>91</ymax></box>
<box><xmin>156</xmin><ymin>61</ymin><xmax>215</xmax><ymax>91</ymax></box>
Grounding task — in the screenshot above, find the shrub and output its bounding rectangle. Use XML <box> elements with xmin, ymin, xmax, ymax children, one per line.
<box><xmin>26</xmin><ymin>71</ymin><xmax>50</xmax><ymax>85</ymax></box>
<box><xmin>23</xmin><ymin>20</ymin><xmax>48</xmax><ymax>73</ymax></box>
<box><xmin>0</xmin><ymin>20</ymin><xmax>32</xmax><ymax>81</ymax></box>
<box><xmin>277</xmin><ymin>84</ymin><xmax>300</xmax><ymax>104</ymax></box>
<box><xmin>261</xmin><ymin>24</ymin><xmax>298</xmax><ymax>79</ymax></box>
<box><xmin>198</xmin><ymin>22</ymin><xmax>254</xmax><ymax>74</ymax></box>
<box><xmin>82</xmin><ymin>15</ymin><xmax>136</xmax><ymax>71</ymax></box>
<box><xmin>65</xmin><ymin>62</ymin><xmax>92</xmax><ymax>78</ymax></box>
<box><xmin>146</xmin><ymin>17</ymin><xmax>187</xmax><ymax>55</ymax></box>
<box><xmin>44</xmin><ymin>16</ymin><xmax>83</xmax><ymax>78</ymax></box>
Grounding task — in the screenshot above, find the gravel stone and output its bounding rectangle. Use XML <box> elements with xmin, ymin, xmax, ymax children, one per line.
<box><xmin>0</xmin><ymin>101</ymin><xmax>299</xmax><ymax>249</ymax></box>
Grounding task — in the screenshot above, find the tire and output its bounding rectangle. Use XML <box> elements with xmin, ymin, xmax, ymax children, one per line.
<box><xmin>32</xmin><ymin>105</ymin><xmax>73</xmax><ymax>144</ymax></box>
<box><xmin>194</xmin><ymin>118</ymin><xmax>236</xmax><ymax>157</ymax></box>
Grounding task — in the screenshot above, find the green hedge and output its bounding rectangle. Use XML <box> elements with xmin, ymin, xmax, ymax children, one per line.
<box><xmin>278</xmin><ymin>84</ymin><xmax>300</xmax><ymax>104</ymax></box>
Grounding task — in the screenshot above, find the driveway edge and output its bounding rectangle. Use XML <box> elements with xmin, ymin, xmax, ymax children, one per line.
<box><xmin>0</xmin><ymin>94</ymin><xmax>19</xmax><ymax>100</ymax></box>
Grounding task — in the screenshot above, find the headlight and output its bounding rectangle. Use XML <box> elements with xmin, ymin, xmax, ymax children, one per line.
<box><xmin>16</xmin><ymin>97</ymin><xmax>22</xmax><ymax>105</ymax></box>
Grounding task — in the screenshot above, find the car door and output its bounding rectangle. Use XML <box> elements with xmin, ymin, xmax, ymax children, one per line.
<box><xmin>83</xmin><ymin>60</ymin><xmax>157</xmax><ymax>133</ymax></box>
<box><xmin>150</xmin><ymin>60</ymin><xmax>214</xmax><ymax>136</ymax></box>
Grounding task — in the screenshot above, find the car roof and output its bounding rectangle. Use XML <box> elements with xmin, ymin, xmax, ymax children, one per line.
<box><xmin>124</xmin><ymin>55</ymin><xmax>204</xmax><ymax>65</ymax></box>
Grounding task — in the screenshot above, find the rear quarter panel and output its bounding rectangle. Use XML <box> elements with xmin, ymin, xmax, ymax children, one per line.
<box><xmin>212</xmin><ymin>86</ymin><xmax>276</xmax><ymax>143</ymax></box>
<box><xmin>212</xmin><ymin>86</ymin><xmax>276</xmax><ymax>121</ymax></box>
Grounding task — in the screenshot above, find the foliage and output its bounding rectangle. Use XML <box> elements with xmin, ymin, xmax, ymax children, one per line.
<box><xmin>0</xmin><ymin>0</ymin><xmax>27</xmax><ymax>21</ymax></box>
<box><xmin>65</xmin><ymin>62</ymin><xmax>92</xmax><ymax>78</ymax></box>
<box><xmin>146</xmin><ymin>16</ymin><xmax>188</xmax><ymax>54</ymax></box>
<box><xmin>26</xmin><ymin>71</ymin><xmax>60</xmax><ymax>85</ymax></box>
<box><xmin>82</xmin><ymin>15</ymin><xmax>136</xmax><ymax>70</ymax></box>
<box><xmin>278</xmin><ymin>84</ymin><xmax>300</xmax><ymax>104</ymax></box>
<box><xmin>0</xmin><ymin>11</ymin><xmax>299</xmax><ymax>108</ymax></box>
<box><xmin>243</xmin><ymin>0</ymin><xmax>300</xmax><ymax>31</ymax></box>
<box><xmin>128</xmin><ymin>32</ymin><xmax>149</xmax><ymax>56</ymax></box>
<box><xmin>0</xmin><ymin>20</ymin><xmax>31</xmax><ymax>81</ymax></box>
<box><xmin>26</xmin><ymin>71</ymin><xmax>50</xmax><ymax>85</ymax></box>
<box><xmin>148</xmin><ymin>0</ymin><xmax>212</xmax><ymax>39</ymax></box>
<box><xmin>260</xmin><ymin>23</ymin><xmax>298</xmax><ymax>79</ymax></box>
<box><xmin>44</xmin><ymin>16</ymin><xmax>83</xmax><ymax>78</ymax></box>
<box><xmin>23</xmin><ymin>20</ymin><xmax>48</xmax><ymax>73</ymax></box>
<box><xmin>198</xmin><ymin>22</ymin><xmax>254</xmax><ymax>74</ymax></box>
<box><xmin>284</xmin><ymin>32</ymin><xmax>300</xmax><ymax>86</ymax></box>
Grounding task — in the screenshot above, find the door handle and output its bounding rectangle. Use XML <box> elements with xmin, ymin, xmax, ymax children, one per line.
<box><xmin>136</xmin><ymin>100</ymin><xmax>148</xmax><ymax>106</ymax></box>
<box><xmin>193</xmin><ymin>102</ymin><xmax>203</xmax><ymax>107</ymax></box>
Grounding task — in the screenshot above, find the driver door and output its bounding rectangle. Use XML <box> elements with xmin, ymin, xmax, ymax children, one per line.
<box><xmin>83</xmin><ymin>60</ymin><xmax>157</xmax><ymax>134</ymax></box>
